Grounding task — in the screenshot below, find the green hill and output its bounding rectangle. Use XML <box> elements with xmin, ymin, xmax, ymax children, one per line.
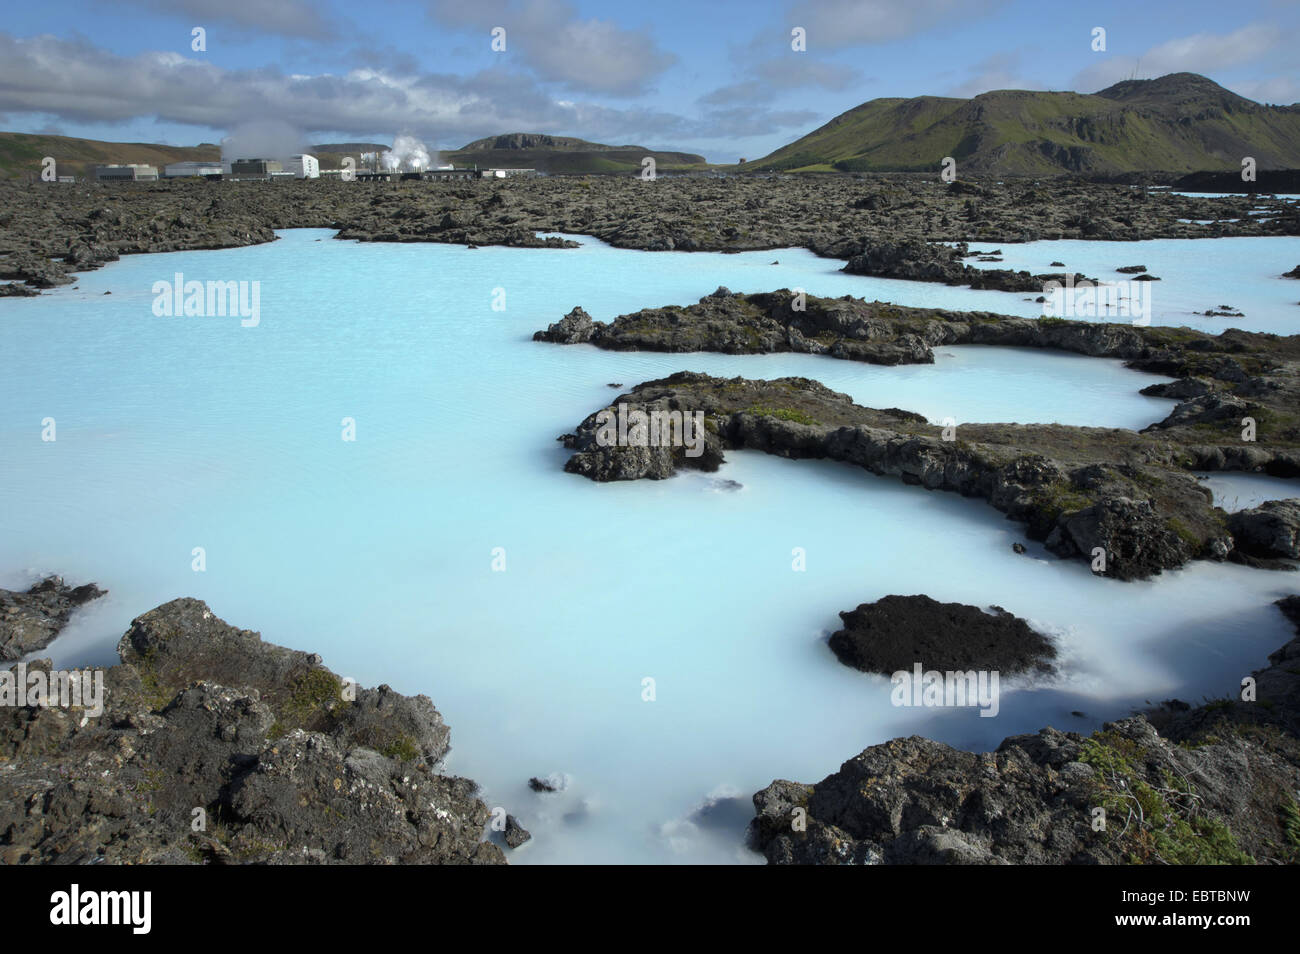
<box><xmin>0</xmin><ymin>132</ymin><xmax>219</xmax><ymax>180</ymax></box>
<box><xmin>746</xmin><ymin>73</ymin><xmax>1300</xmax><ymax>175</ymax></box>
<box><xmin>442</xmin><ymin>132</ymin><xmax>707</xmax><ymax>174</ymax></box>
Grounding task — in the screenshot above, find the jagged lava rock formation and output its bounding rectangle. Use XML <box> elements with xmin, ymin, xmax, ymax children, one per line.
<box><xmin>0</xmin><ymin>576</ymin><xmax>106</xmax><ymax>660</ymax></box>
<box><xmin>749</xmin><ymin>596</ymin><xmax>1300</xmax><ymax>865</ymax></box>
<box><xmin>0</xmin><ymin>598</ymin><xmax>503</xmax><ymax>864</ymax></box>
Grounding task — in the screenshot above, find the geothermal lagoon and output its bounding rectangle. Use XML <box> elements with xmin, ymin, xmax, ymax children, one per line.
<box><xmin>2</xmin><ymin>229</ymin><xmax>1298</xmax><ymax>863</ymax></box>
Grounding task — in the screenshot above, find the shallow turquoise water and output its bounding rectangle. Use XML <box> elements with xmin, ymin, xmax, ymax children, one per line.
<box><xmin>1</xmin><ymin>229</ymin><xmax>1297</xmax><ymax>864</ymax></box>
<box><xmin>960</xmin><ymin>235</ymin><xmax>1300</xmax><ymax>334</ymax></box>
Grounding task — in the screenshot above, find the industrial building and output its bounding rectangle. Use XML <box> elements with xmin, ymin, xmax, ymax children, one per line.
<box><xmin>424</xmin><ymin>167</ymin><xmax>479</xmax><ymax>181</ymax></box>
<box><xmin>94</xmin><ymin>163</ymin><xmax>159</xmax><ymax>181</ymax></box>
<box><xmin>163</xmin><ymin>161</ymin><xmax>224</xmax><ymax>178</ymax></box>
<box><xmin>284</xmin><ymin>154</ymin><xmax>319</xmax><ymax>178</ymax></box>
<box><xmin>229</xmin><ymin>158</ymin><xmax>283</xmax><ymax>178</ymax></box>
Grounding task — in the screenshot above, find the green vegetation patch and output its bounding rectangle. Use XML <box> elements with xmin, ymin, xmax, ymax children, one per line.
<box><xmin>747</xmin><ymin>404</ymin><xmax>820</xmax><ymax>426</ymax></box>
<box><xmin>1080</xmin><ymin>731</ymin><xmax>1253</xmax><ymax>865</ymax></box>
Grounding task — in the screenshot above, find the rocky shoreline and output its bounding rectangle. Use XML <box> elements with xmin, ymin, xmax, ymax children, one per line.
<box><xmin>749</xmin><ymin>595</ymin><xmax>1300</xmax><ymax>865</ymax></box>
<box><xmin>5</xmin><ymin>173</ymin><xmax>1299</xmax><ymax>867</ymax></box>
<box><xmin>1</xmin><ymin>577</ymin><xmax>106</xmax><ymax>660</ymax></box>
<box><xmin>552</xmin><ymin>360</ymin><xmax>1298</xmax><ymax>579</ymax></box>
<box><xmin>1</xmin><ymin>598</ymin><xmax>505</xmax><ymax>864</ymax></box>
<box><xmin>2</xmin><ymin>175</ymin><xmax>1297</xmax><ymax>294</ymax></box>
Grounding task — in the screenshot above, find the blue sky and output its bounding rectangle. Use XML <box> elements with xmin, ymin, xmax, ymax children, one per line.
<box><xmin>2</xmin><ymin>0</ymin><xmax>1297</xmax><ymax>162</ymax></box>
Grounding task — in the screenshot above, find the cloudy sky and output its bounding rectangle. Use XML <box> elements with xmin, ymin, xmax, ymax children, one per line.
<box><xmin>2</xmin><ymin>0</ymin><xmax>1297</xmax><ymax>162</ymax></box>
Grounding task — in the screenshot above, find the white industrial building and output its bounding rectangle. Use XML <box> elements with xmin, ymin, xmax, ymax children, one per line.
<box><xmin>284</xmin><ymin>154</ymin><xmax>319</xmax><ymax>178</ymax></box>
<box><xmin>94</xmin><ymin>163</ymin><xmax>159</xmax><ymax>181</ymax></box>
<box><xmin>163</xmin><ymin>161</ymin><xmax>224</xmax><ymax>178</ymax></box>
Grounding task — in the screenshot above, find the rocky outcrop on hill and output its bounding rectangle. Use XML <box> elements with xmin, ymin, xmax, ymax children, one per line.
<box><xmin>828</xmin><ymin>595</ymin><xmax>1056</xmax><ymax>675</ymax></box>
<box><xmin>0</xmin><ymin>598</ymin><xmax>503</xmax><ymax>864</ymax></box>
<box><xmin>0</xmin><ymin>576</ymin><xmax>106</xmax><ymax>660</ymax></box>
<box><xmin>749</xmin><ymin>596</ymin><xmax>1300</xmax><ymax>865</ymax></box>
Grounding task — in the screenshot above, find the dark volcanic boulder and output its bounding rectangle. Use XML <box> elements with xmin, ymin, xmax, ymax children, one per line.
<box><xmin>1227</xmin><ymin>499</ymin><xmax>1300</xmax><ymax>559</ymax></box>
<box><xmin>749</xmin><ymin>716</ymin><xmax>1271</xmax><ymax>865</ymax></box>
<box><xmin>843</xmin><ymin>239</ymin><xmax>964</xmax><ymax>283</ymax></box>
<box><xmin>1045</xmin><ymin>496</ymin><xmax>1195</xmax><ymax>580</ymax></box>
<box><xmin>751</xmin><ymin>597</ymin><xmax>1300</xmax><ymax>865</ymax></box>
<box><xmin>504</xmin><ymin>814</ymin><xmax>532</xmax><ymax>848</ymax></box>
<box><xmin>1139</xmin><ymin>378</ymin><xmax>1211</xmax><ymax>400</ymax></box>
<box><xmin>827</xmin><ymin>594</ymin><xmax>1056</xmax><ymax>675</ymax></box>
<box><xmin>0</xmin><ymin>282</ymin><xmax>41</xmax><ymax>297</ymax></box>
<box><xmin>534</xmin><ymin>306</ymin><xmax>599</xmax><ymax>344</ymax></box>
<box><xmin>0</xmin><ymin>577</ymin><xmax>106</xmax><ymax>660</ymax></box>
<box><xmin>0</xmin><ymin>251</ymin><xmax>72</xmax><ymax>288</ymax></box>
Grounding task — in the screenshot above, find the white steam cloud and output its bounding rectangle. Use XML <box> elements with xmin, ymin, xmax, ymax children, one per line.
<box><xmin>380</xmin><ymin>134</ymin><xmax>437</xmax><ymax>172</ymax></box>
<box><xmin>220</xmin><ymin>118</ymin><xmax>306</xmax><ymax>163</ymax></box>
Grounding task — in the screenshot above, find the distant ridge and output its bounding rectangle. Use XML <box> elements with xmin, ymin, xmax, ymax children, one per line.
<box><xmin>444</xmin><ymin>132</ymin><xmax>706</xmax><ymax>174</ymax></box>
<box><xmin>746</xmin><ymin>72</ymin><xmax>1300</xmax><ymax>175</ymax></box>
<box><xmin>0</xmin><ymin>132</ymin><xmax>218</xmax><ymax>179</ymax></box>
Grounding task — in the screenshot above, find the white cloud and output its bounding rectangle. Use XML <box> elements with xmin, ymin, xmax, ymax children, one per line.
<box><xmin>426</xmin><ymin>0</ymin><xmax>674</xmax><ymax>96</ymax></box>
<box><xmin>785</xmin><ymin>0</ymin><xmax>1006</xmax><ymax>48</ymax></box>
<box><xmin>1072</xmin><ymin>23</ymin><xmax>1284</xmax><ymax>93</ymax></box>
<box><xmin>0</xmin><ymin>32</ymin><xmax>805</xmax><ymax>153</ymax></box>
<box><xmin>124</xmin><ymin>0</ymin><xmax>336</xmax><ymax>40</ymax></box>
<box><xmin>700</xmin><ymin>57</ymin><xmax>861</xmax><ymax>106</ymax></box>
<box><xmin>948</xmin><ymin>51</ymin><xmax>1043</xmax><ymax>98</ymax></box>
<box><xmin>1229</xmin><ymin>76</ymin><xmax>1300</xmax><ymax>106</ymax></box>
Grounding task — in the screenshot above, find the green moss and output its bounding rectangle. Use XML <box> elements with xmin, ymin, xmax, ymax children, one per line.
<box><xmin>1081</xmin><ymin>731</ymin><xmax>1254</xmax><ymax>865</ymax></box>
<box><xmin>135</xmin><ymin>648</ymin><xmax>175</xmax><ymax>712</ymax></box>
<box><xmin>1282</xmin><ymin>798</ymin><xmax>1300</xmax><ymax>853</ymax></box>
<box><xmin>275</xmin><ymin>669</ymin><xmax>344</xmax><ymax>733</ymax></box>
<box><xmin>748</xmin><ymin>404</ymin><xmax>820</xmax><ymax>426</ymax></box>
<box><xmin>1166</xmin><ymin>516</ymin><xmax>1202</xmax><ymax>550</ymax></box>
<box><xmin>1029</xmin><ymin>480</ymin><xmax>1094</xmax><ymax>520</ymax></box>
<box><xmin>380</xmin><ymin>735</ymin><xmax>420</xmax><ymax>762</ymax></box>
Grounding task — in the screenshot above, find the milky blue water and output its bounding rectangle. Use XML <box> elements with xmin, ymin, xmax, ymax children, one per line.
<box><xmin>1194</xmin><ymin>472</ymin><xmax>1300</xmax><ymax>512</ymax></box>
<box><xmin>959</xmin><ymin>235</ymin><xmax>1300</xmax><ymax>334</ymax></box>
<box><xmin>2</xmin><ymin>229</ymin><xmax>1297</xmax><ymax>864</ymax></box>
<box><xmin>1166</xmin><ymin>192</ymin><xmax>1300</xmax><ymax>200</ymax></box>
